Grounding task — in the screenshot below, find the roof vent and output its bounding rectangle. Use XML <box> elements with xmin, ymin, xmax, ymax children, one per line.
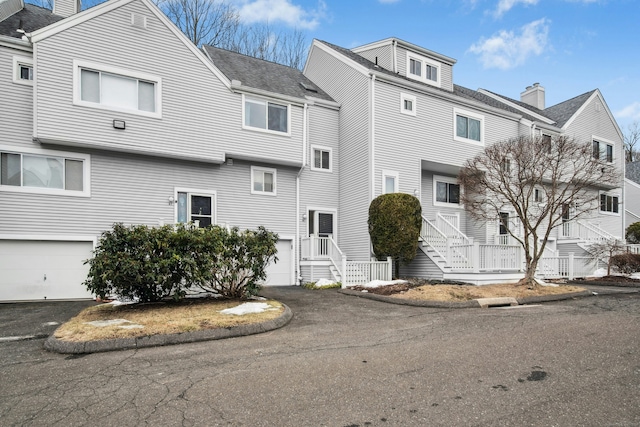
<box><xmin>131</xmin><ymin>13</ymin><xmax>148</xmax><ymax>29</ymax></box>
<box><xmin>300</xmin><ymin>82</ymin><xmax>318</xmax><ymax>93</ymax></box>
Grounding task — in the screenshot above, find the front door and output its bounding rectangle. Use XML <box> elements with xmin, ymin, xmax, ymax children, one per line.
<box><xmin>309</xmin><ymin>210</ymin><xmax>334</xmax><ymax>256</ymax></box>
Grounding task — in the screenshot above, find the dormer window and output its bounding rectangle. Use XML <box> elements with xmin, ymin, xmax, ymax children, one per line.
<box><xmin>406</xmin><ymin>52</ymin><xmax>440</xmax><ymax>87</ymax></box>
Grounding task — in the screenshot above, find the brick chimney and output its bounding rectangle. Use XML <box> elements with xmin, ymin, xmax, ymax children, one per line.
<box><xmin>53</xmin><ymin>0</ymin><xmax>81</xmax><ymax>17</ymax></box>
<box><xmin>520</xmin><ymin>83</ymin><xmax>545</xmax><ymax>110</ymax></box>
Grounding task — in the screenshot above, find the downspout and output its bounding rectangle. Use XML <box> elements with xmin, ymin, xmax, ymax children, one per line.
<box><xmin>370</xmin><ymin>74</ymin><xmax>376</xmax><ymax>203</ymax></box>
<box><xmin>295</xmin><ymin>102</ymin><xmax>309</xmax><ymax>285</ymax></box>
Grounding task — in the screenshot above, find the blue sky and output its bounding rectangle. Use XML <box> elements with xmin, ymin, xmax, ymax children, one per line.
<box><xmin>233</xmin><ymin>0</ymin><xmax>640</xmax><ymax>134</ymax></box>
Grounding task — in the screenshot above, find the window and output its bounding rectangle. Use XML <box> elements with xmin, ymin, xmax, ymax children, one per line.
<box><xmin>454</xmin><ymin>108</ymin><xmax>484</xmax><ymax>145</ymax></box>
<box><xmin>0</xmin><ymin>147</ymin><xmax>89</xmax><ymax>196</ymax></box>
<box><xmin>542</xmin><ymin>134</ymin><xmax>552</xmax><ymax>153</ymax></box>
<box><xmin>251</xmin><ymin>166</ymin><xmax>277</xmax><ymax>195</ymax></box>
<box><xmin>244</xmin><ymin>96</ymin><xmax>289</xmax><ymax>134</ymax></box>
<box><xmin>406</xmin><ymin>52</ymin><xmax>440</xmax><ymax>87</ymax></box>
<box><xmin>600</xmin><ymin>193</ymin><xmax>619</xmax><ymax>214</ymax></box>
<box><xmin>311</xmin><ymin>146</ymin><xmax>332</xmax><ymax>172</ymax></box>
<box><xmin>434</xmin><ymin>175</ymin><xmax>461</xmax><ymax>206</ymax></box>
<box><xmin>534</xmin><ymin>188</ymin><xmax>543</xmax><ymax>203</ymax></box>
<box><xmin>74</xmin><ymin>60</ymin><xmax>161</xmax><ymax>117</ymax></box>
<box><xmin>400</xmin><ymin>93</ymin><xmax>416</xmax><ymax>116</ymax></box>
<box><xmin>382</xmin><ymin>170</ymin><xmax>398</xmax><ymax>194</ymax></box>
<box><xmin>176</xmin><ymin>191</ymin><xmax>215</xmax><ymax>227</ymax></box>
<box><xmin>500</xmin><ymin>159</ymin><xmax>511</xmax><ymax>174</ymax></box>
<box><xmin>13</xmin><ymin>56</ymin><xmax>33</xmax><ymax>85</ymax></box>
<box><xmin>593</xmin><ymin>139</ymin><xmax>613</xmax><ymax>163</ymax></box>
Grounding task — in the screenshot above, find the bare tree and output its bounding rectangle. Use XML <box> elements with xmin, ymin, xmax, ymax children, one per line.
<box><xmin>458</xmin><ymin>135</ymin><xmax>620</xmax><ymax>287</ymax></box>
<box><xmin>225</xmin><ymin>23</ymin><xmax>307</xmax><ymax>69</ymax></box>
<box><xmin>624</xmin><ymin>121</ymin><xmax>640</xmax><ymax>163</ymax></box>
<box><xmin>586</xmin><ymin>239</ymin><xmax>626</xmax><ymax>275</ymax></box>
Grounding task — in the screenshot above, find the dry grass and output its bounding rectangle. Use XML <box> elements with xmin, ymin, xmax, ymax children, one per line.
<box><xmin>392</xmin><ymin>283</ymin><xmax>587</xmax><ymax>302</ymax></box>
<box><xmin>54</xmin><ymin>299</ymin><xmax>284</xmax><ymax>342</ymax></box>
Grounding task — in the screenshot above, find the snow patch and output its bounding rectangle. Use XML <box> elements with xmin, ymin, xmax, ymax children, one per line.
<box><xmin>363</xmin><ymin>279</ymin><xmax>408</xmax><ymax>289</ymax></box>
<box><xmin>593</xmin><ymin>268</ymin><xmax>608</xmax><ymax>277</ymax></box>
<box><xmin>220</xmin><ymin>302</ymin><xmax>274</xmax><ymax>316</ymax></box>
<box><xmin>534</xmin><ymin>278</ymin><xmax>559</xmax><ymax>287</ymax></box>
<box><xmin>314</xmin><ymin>278</ymin><xmax>338</xmax><ymax>287</ymax></box>
<box><xmin>84</xmin><ymin>319</ymin><xmax>144</xmax><ymax>329</ymax></box>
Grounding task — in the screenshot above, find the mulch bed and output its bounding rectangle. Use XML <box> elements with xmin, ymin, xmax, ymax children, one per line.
<box><xmin>348</xmin><ymin>278</ymin><xmax>470</xmax><ymax>296</ymax></box>
<box><xmin>568</xmin><ymin>275</ymin><xmax>640</xmax><ymax>288</ymax></box>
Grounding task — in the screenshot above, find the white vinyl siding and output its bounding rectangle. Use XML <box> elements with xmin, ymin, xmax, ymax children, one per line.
<box><xmin>73</xmin><ymin>60</ymin><xmax>161</xmax><ymax>117</ymax></box>
<box><xmin>400</xmin><ymin>93</ymin><xmax>416</xmax><ymax>116</ymax></box>
<box><xmin>0</xmin><ymin>146</ymin><xmax>90</xmax><ymax>197</ymax></box>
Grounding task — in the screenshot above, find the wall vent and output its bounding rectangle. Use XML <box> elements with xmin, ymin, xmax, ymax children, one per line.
<box><xmin>131</xmin><ymin>13</ymin><xmax>147</xmax><ymax>29</ymax></box>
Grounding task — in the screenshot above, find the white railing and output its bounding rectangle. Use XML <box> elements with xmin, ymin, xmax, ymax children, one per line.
<box><xmin>343</xmin><ymin>257</ymin><xmax>393</xmax><ymax>287</ymax></box>
<box><xmin>301</xmin><ymin>236</ymin><xmax>346</xmax><ymax>280</ymax></box>
<box><xmin>478</xmin><ymin>244</ymin><xmax>522</xmax><ymax>271</ymax></box>
<box><xmin>421</xmin><ymin>217</ymin><xmax>448</xmax><ymax>260</ymax></box>
<box><xmin>575</xmin><ymin>220</ymin><xmax>616</xmax><ymax>243</ymax></box>
<box><xmin>448</xmin><ymin>244</ymin><xmax>474</xmax><ymax>270</ymax></box>
<box><xmin>436</xmin><ymin>213</ymin><xmax>470</xmax><ymax>246</ymax></box>
<box><xmin>539</xmin><ymin>253</ymin><xmax>597</xmax><ymax>279</ymax></box>
<box><xmin>438</xmin><ymin>213</ymin><xmax>459</xmax><ymax>230</ymax></box>
<box><xmin>627</xmin><ymin>244</ymin><xmax>640</xmax><ymax>254</ymax></box>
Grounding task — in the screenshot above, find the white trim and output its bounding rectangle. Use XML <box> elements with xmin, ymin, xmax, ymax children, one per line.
<box><xmin>72</xmin><ymin>59</ymin><xmax>162</xmax><ymax>119</ymax></box>
<box><xmin>305</xmin><ymin>206</ymin><xmax>338</xmax><ymax>241</ymax></box>
<box><xmin>310</xmin><ymin>145</ymin><xmax>332</xmax><ymax>172</ymax></box>
<box><xmin>381</xmin><ymin>169</ymin><xmax>399</xmax><ymax>194</ymax></box>
<box><xmin>174</xmin><ymin>187</ymin><xmax>217</xmax><ymax>225</ymax></box>
<box><xmin>12</xmin><ymin>55</ymin><xmax>33</xmax><ymax>86</ymax></box>
<box><xmin>242</xmin><ymin>94</ymin><xmax>291</xmax><ymax>137</ymax></box>
<box><xmin>592</xmin><ymin>134</ymin><xmax>616</xmax><ymax>163</ymax></box>
<box><xmin>0</xmin><ymin>234</ymin><xmax>97</xmax><ymax>247</ymax></box>
<box><xmin>433</xmin><ymin>174</ymin><xmax>463</xmax><ymax>208</ymax></box>
<box><xmin>599</xmin><ymin>190</ymin><xmax>620</xmax><ymax>216</ymax></box>
<box><xmin>625</xmin><ymin>177</ymin><xmax>640</xmax><ymax>191</ymax></box>
<box><xmin>453</xmin><ymin>107</ymin><xmax>484</xmax><ymax>146</ymax></box>
<box><xmin>304</xmin><ymin>40</ymin><xmax>370</xmax><ymax>77</ymax></box>
<box><xmin>0</xmin><ymin>145</ymin><xmax>91</xmax><ymax>197</ymax></box>
<box><xmin>406</xmin><ymin>51</ymin><xmax>441</xmax><ymax>88</ymax></box>
<box><xmin>478</xmin><ymin>89</ymin><xmax>555</xmax><ymax>125</ymax></box>
<box><xmin>400</xmin><ymin>93</ymin><xmax>416</xmax><ymax>116</ymax></box>
<box><xmin>251</xmin><ymin>166</ymin><xmax>277</xmax><ymax>196</ymax></box>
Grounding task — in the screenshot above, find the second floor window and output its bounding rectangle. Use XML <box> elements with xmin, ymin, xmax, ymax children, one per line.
<box><xmin>244</xmin><ymin>97</ymin><xmax>288</xmax><ymax>134</ymax></box>
<box><xmin>80</xmin><ymin>68</ymin><xmax>157</xmax><ymax>113</ymax></box>
<box><xmin>593</xmin><ymin>140</ymin><xmax>613</xmax><ymax>163</ymax></box>
<box><xmin>600</xmin><ymin>193</ymin><xmax>619</xmax><ymax>214</ymax></box>
<box><xmin>456</xmin><ymin>114</ymin><xmax>481</xmax><ymax>142</ymax></box>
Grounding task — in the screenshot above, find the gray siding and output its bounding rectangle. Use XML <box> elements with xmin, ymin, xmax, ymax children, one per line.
<box><xmin>0</xmin><ymin>151</ymin><xmax>297</xmax><ymax>238</ymax></box>
<box><xmin>300</xmin><ymin>264</ymin><xmax>333</xmax><ymax>283</ymax></box>
<box><xmin>400</xmin><ymin>248</ymin><xmax>444</xmax><ymax>279</ymax></box>
<box><xmin>305</xmin><ymin>43</ymin><xmax>371</xmax><ymax>260</ymax></box>
<box><xmin>0</xmin><ymin>46</ymin><xmax>33</xmax><ymax>147</ymax></box>
<box><xmin>353</xmin><ymin>44</ymin><xmax>393</xmax><ymax>72</ymax></box>
<box><xmin>299</xmin><ymin>104</ymin><xmax>340</xmax><ymax>238</ymax></box>
<box><xmin>0</xmin><ymin>0</ymin><xmax>21</xmax><ymax>21</ymax></box>
<box><xmin>563</xmin><ymin>94</ymin><xmax>624</xmax><ymax>238</ymax></box>
<box><xmin>625</xmin><ymin>179</ymin><xmax>640</xmax><ymax>228</ymax></box>
<box><xmin>34</xmin><ymin>0</ymin><xmax>304</xmax><ymax>165</ymax></box>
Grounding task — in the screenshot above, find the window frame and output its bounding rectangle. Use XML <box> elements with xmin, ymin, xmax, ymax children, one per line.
<box><xmin>599</xmin><ymin>191</ymin><xmax>620</xmax><ymax>216</ymax></box>
<box><xmin>433</xmin><ymin>174</ymin><xmax>463</xmax><ymax>208</ymax></box>
<box><xmin>381</xmin><ymin>169</ymin><xmax>399</xmax><ymax>194</ymax></box>
<box><xmin>0</xmin><ymin>145</ymin><xmax>91</xmax><ymax>197</ymax></box>
<box><xmin>174</xmin><ymin>187</ymin><xmax>217</xmax><ymax>227</ymax></box>
<box><xmin>251</xmin><ymin>166</ymin><xmax>277</xmax><ymax>196</ymax></box>
<box><xmin>453</xmin><ymin>108</ymin><xmax>484</xmax><ymax>146</ymax></box>
<box><xmin>406</xmin><ymin>52</ymin><xmax>441</xmax><ymax>88</ymax></box>
<box><xmin>310</xmin><ymin>145</ymin><xmax>332</xmax><ymax>172</ymax></box>
<box><xmin>592</xmin><ymin>137</ymin><xmax>614</xmax><ymax>163</ymax></box>
<box><xmin>13</xmin><ymin>56</ymin><xmax>33</xmax><ymax>86</ymax></box>
<box><xmin>73</xmin><ymin>60</ymin><xmax>162</xmax><ymax>118</ymax></box>
<box><xmin>242</xmin><ymin>94</ymin><xmax>291</xmax><ymax>136</ymax></box>
<box><xmin>400</xmin><ymin>93</ymin><xmax>417</xmax><ymax>116</ymax></box>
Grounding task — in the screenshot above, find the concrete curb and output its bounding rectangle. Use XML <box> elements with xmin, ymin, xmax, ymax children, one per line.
<box><xmin>44</xmin><ymin>303</ymin><xmax>293</xmax><ymax>354</ymax></box>
<box><xmin>340</xmin><ymin>288</ymin><xmax>594</xmax><ymax>308</ymax></box>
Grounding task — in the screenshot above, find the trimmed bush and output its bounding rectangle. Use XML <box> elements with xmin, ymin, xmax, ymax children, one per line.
<box><xmin>368</xmin><ymin>193</ymin><xmax>422</xmax><ymax>278</ymax></box>
<box><xmin>610</xmin><ymin>253</ymin><xmax>640</xmax><ymax>274</ymax></box>
<box><xmin>84</xmin><ymin>223</ymin><xmax>278</xmax><ymax>302</ymax></box>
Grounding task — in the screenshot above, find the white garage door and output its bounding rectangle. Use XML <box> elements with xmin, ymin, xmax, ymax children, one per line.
<box><xmin>0</xmin><ymin>240</ymin><xmax>93</xmax><ymax>301</ymax></box>
<box><xmin>263</xmin><ymin>239</ymin><xmax>293</xmax><ymax>286</ymax></box>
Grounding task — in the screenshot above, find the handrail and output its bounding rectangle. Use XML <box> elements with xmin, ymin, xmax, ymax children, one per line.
<box><xmin>421</xmin><ymin>216</ymin><xmax>448</xmax><ymax>261</ymax></box>
<box><xmin>575</xmin><ymin>220</ymin><xmax>616</xmax><ymax>242</ymax></box>
<box><xmin>436</xmin><ymin>213</ymin><xmax>470</xmax><ymax>245</ymax></box>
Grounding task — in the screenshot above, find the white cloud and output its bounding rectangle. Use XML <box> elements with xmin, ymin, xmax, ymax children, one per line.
<box><xmin>468</xmin><ymin>18</ymin><xmax>550</xmax><ymax>70</ymax></box>
<box><xmin>616</xmin><ymin>102</ymin><xmax>640</xmax><ymax>120</ymax></box>
<box><xmin>235</xmin><ymin>0</ymin><xmax>326</xmax><ymax>30</ymax></box>
<box><xmin>493</xmin><ymin>0</ymin><xmax>539</xmax><ymax>18</ymax></box>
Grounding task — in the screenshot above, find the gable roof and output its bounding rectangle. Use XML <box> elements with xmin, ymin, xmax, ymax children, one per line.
<box><xmin>543</xmin><ymin>90</ymin><xmax>597</xmax><ymax>128</ymax></box>
<box><xmin>0</xmin><ymin>3</ymin><xmax>64</xmax><ymax>38</ymax></box>
<box><xmin>202</xmin><ymin>45</ymin><xmax>335</xmax><ymax>102</ymax></box>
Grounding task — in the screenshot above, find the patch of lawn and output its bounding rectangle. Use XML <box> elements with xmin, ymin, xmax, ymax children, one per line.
<box><xmin>54</xmin><ymin>299</ymin><xmax>284</xmax><ymax>342</ymax></box>
<box><xmin>391</xmin><ymin>283</ymin><xmax>586</xmax><ymax>302</ymax></box>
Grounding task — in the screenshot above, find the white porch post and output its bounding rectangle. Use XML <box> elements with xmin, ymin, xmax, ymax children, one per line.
<box><xmin>473</xmin><ymin>241</ymin><xmax>480</xmax><ymax>273</ymax></box>
<box><xmin>568</xmin><ymin>252</ymin><xmax>575</xmax><ymax>280</ymax></box>
<box><xmin>386</xmin><ymin>256</ymin><xmax>393</xmax><ymax>281</ymax></box>
<box><xmin>342</xmin><ymin>254</ymin><xmax>347</xmax><ymax>286</ymax></box>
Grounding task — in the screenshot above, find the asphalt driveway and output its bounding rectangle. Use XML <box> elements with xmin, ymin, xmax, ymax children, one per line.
<box><xmin>1</xmin><ymin>286</ymin><xmax>639</xmax><ymax>426</ymax></box>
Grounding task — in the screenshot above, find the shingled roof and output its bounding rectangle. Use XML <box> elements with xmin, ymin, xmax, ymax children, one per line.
<box><xmin>543</xmin><ymin>90</ymin><xmax>597</xmax><ymax>128</ymax></box>
<box><xmin>202</xmin><ymin>46</ymin><xmax>335</xmax><ymax>103</ymax></box>
<box><xmin>626</xmin><ymin>162</ymin><xmax>640</xmax><ymax>184</ymax></box>
<box><xmin>0</xmin><ymin>4</ymin><xmax>64</xmax><ymax>38</ymax></box>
